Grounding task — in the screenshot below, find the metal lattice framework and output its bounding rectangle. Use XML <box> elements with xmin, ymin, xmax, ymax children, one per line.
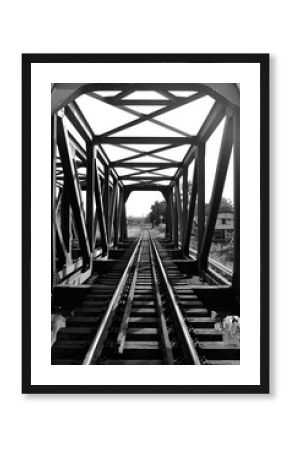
<box><xmin>51</xmin><ymin>83</ymin><xmax>240</xmax><ymax>291</ymax></box>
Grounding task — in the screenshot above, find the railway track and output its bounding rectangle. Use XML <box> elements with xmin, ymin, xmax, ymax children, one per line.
<box><xmin>52</xmin><ymin>232</ymin><xmax>240</xmax><ymax>365</ymax></box>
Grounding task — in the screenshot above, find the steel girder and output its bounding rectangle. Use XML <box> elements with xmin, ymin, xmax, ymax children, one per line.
<box><xmin>51</xmin><ymin>82</ymin><xmax>240</xmax><ymax>289</ymax></box>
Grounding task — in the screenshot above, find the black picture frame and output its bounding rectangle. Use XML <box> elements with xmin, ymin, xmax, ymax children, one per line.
<box><xmin>22</xmin><ymin>53</ymin><xmax>269</xmax><ymax>394</ymax></box>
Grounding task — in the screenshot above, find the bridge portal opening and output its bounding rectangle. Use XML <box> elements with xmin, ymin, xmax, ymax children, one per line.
<box><xmin>126</xmin><ymin>190</ymin><xmax>166</xmax><ymax>238</ymax></box>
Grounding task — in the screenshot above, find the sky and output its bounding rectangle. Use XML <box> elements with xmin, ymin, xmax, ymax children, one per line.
<box><xmin>126</xmin><ymin>191</ymin><xmax>165</xmax><ymax>217</ymax></box>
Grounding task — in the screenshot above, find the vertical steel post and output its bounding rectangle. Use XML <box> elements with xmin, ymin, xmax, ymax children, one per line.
<box><xmin>104</xmin><ymin>165</ymin><xmax>110</xmax><ymax>242</ymax></box>
<box><xmin>94</xmin><ymin>154</ymin><xmax>108</xmax><ymax>255</ymax></box>
<box><xmin>182</xmin><ymin>165</ymin><xmax>188</xmax><ymax>251</ymax></box>
<box><xmin>121</xmin><ymin>198</ymin><xmax>127</xmax><ymax>241</ymax></box>
<box><xmin>199</xmin><ymin>116</ymin><xmax>233</xmax><ymax>270</ymax></box>
<box><xmin>166</xmin><ymin>193</ymin><xmax>172</xmax><ymax>240</ymax></box>
<box><xmin>183</xmin><ymin>160</ymin><xmax>198</xmax><ymax>256</ymax></box>
<box><xmin>61</xmin><ymin>184</ymin><xmax>71</xmax><ymax>260</ymax></box>
<box><xmin>176</xmin><ymin>181</ymin><xmax>183</xmax><ymax>245</ymax></box>
<box><xmin>51</xmin><ymin>114</ymin><xmax>57</xmax><ymax>287</ymax></box>
<box><xmin>109</xmin><ymin>180</ymin><xmax>118</xmax><ymax>244</ymax></box>
<box><xmin>197</xmin><ymin>143</ymin><xmax>205</xmax><ymax>256</ymax></box>
<box><xmin>113</xmin><ymin>186</ymin><xmax>119</xmax><ymax>246</ymax></box>
<box><xmin>86</xmin><ymin>142</ymin><xmax>95</xmax><ymax>254</ymax></box>
<box><xmin>232</xmin><ymin>112</ymin><xmax>240</xmax><ymax>294</ymax></box>
<box><xmin>123</xmin><ymin>203</ymin><xmax>128</xmax><ymax>240</ymax></box>
<box><xmin>173</xmin><ymin>184</ymin><xmax>178</xmax><ymax>246</ymax></box>
<box><xmin>117</xmin><ymin>188</ymin><xmax>123</xmax><ymax>243</ymax></box>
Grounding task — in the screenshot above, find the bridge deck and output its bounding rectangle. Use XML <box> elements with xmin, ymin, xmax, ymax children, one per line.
<box><xmin>52</xmin><ymin>232</ymin><xmax>240</xmax><ymax>365</ymax></box>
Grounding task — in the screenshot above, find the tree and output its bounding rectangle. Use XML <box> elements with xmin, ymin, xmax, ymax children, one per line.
<box><xmin>219</xmin><ymin>197</ymin><xmax>233</xmax><ymax>213</ymax></box>
<box><xmin>204</xmin><ymin>197</ymin><xmax>233</xmax><ymax>214</ymax></box>
<box><xmin>146</xmin><ymin>201</ymin><xmax>167</xmax><ymax>227</ymax></box>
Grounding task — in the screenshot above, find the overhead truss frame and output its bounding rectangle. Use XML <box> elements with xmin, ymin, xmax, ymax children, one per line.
<box><xmin>52</xmin><ymin>83</ymin><xmax>239</xmax><ymax>292</ymax></box>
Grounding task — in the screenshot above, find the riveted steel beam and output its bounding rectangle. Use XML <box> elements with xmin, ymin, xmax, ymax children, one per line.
<box><xmin>199</xmin><ymin>116</ymin><xmax>234</xmax><ymax>270</ymax></box>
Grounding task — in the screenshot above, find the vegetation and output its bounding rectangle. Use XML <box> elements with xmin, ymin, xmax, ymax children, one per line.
<box><xmin>207</xmin><ymin>197</ymin><xmax>233</xmax><ymax>214</ymax></box>
<box><xmin>127</xmin><ymin>216</ymin><xmax>146</xmax><ymax>226</ymax></box>
<box><xmin>146</xmin><ymin>201</ymin><xmax>167</xmax><ymax>227</ymax></box>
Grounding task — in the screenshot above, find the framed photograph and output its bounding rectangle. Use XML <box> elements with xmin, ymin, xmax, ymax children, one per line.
<box><xmin>22</xmin><ymin>53</ymin><xmax>269</xmax><ymax>394</ymax></box>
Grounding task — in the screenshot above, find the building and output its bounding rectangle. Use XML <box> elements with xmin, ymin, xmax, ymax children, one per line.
<box><xmin>211</xmin><ymin>211</ymin><xmax>234</xmax><ymax>241</ymax></box>
<box><xmin>191</xmin><ymin>211</ymin><xmax>234</xmax><ymax>242</ymax></box>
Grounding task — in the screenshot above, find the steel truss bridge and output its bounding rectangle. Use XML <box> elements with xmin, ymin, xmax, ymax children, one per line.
<box><xmin>51</xmin><ymin>83</ymin><xmax>240</xmax><ymax>365</ymax></box>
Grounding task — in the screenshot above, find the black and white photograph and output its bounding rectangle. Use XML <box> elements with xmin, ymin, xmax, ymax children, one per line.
<box><xmin>51</xmin><ymin>82</ymin><xmax>240</xmax><ymax>365</ymax></box>
<box><xmin>22</xmin><ymin>54</ymin><xmax>269</xmax><ymax>393</ymax></box>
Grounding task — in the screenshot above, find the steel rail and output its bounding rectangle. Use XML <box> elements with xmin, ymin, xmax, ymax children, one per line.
<box><xmin>117</xmin><ymin>237</ymin><xmax>144</xmax><ymax>353</ymax></box>
<box><xmin>150</xmin><ymin>234</ymin><xmax>201</xmax><ymax>365</ymax></box>
<box><xmin>82</xmin><ymin>237</ymin><xmax>142</xmax><ymax>365</ymax></box>
<box><xmin>149</xmin><ymin>238</ymin><xmax>174</xmax><ymax>365</ymax></box>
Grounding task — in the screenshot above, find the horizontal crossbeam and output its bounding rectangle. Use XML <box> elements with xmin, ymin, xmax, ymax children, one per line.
<box><xmin>111</xmin><ymin>162</ymin><xmax>179</xmax><ymax>168</ymax></box>
<box><xmin>124</xmin><ymin>185</ymin><xmax>169</xmax><ymax>192</ymax></box>
<box><xmin>107</xmin><ymin>99</ymin><xmax>170</xmax><ymax>106</ymax></box>
<box><xmin>120</xmin><ymin>175</ymin><xmax>172</xmax><ymax>181</ymax></box>
<box><xmin>94</xmin><ymin>136</ymin><xmax>198</xmax><ymax>145</ymax></box>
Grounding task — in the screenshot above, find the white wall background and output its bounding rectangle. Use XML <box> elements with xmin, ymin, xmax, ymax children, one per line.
<box><xmin>0</xmin><ymin>1</ymin><xmax>286</xmax><ymax>449</ymax></box>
